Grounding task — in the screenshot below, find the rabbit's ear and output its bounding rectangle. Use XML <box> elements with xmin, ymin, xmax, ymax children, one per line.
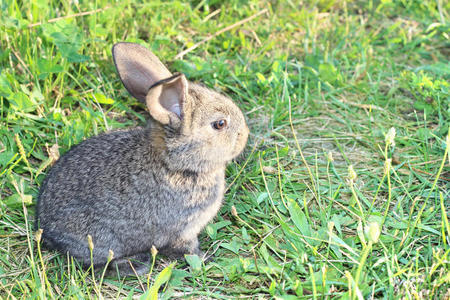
<box><xmin>146</xmin><ymin>73</ymin><xmax>188</xmax><ymax>126</ymax></box>
<box><xmin>112</xmin><ymin>42</ymin><xmax>172</xmax><ymax>101</ymax></box>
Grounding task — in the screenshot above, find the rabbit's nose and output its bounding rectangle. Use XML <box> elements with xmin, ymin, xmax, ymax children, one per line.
<box><xmin>239</xmin><ymin>125</ymin><xmax>249</xmax><ymax>141</ymax></box>
<box><xmin>232</xmin><ymin>125</ymin><xmax>249</xmax><ymax>156</ymax></box>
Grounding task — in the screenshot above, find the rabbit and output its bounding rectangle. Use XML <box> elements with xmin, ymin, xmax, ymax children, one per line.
<box><xmin>35</xmin><ymin>42</ymin><xmax>249</xmax><ymax>276</ymax></box>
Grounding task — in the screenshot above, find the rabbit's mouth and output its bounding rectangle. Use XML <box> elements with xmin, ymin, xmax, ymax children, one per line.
<box><xmin>231</xmin><ymin>125</ymin><xmax>249</xmax><ymax>159</ymax></box>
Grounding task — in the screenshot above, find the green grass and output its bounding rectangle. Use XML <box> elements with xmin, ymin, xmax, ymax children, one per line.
<box><xmin>1</xmin><ymin>0</ymin><xmax>449</xmax><ymax>298</ymax></box>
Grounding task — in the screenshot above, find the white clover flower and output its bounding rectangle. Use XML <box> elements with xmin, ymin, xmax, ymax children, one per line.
<box><xmin>327</xmin><ymin>151</ymin><xmax>334</xmax><ymax>162</ymax></box>
<box><xmin>231</xmin><ymin>205</ymin><xmax>238</xmax><ymax>217</ymax></box>
<box><xmin>151</xmin><ymin>245</ymin><xmax>158</xmax><ymax>257</ymax></box>
<box><xmin>35</xmin><ymin>229</ymin><xmax>43</xmax><ymax>243</ymax></box>
<box><xmin>348</xmin><ymin>165</ymin><xmax>357</xmax><ymax>181</ymax></box>
<box><xmin>108</xmin><ymin>250</ymin><xmax>114</xmax><ymax>262</ymax></box>
<box><xmin>364</xmin><ymin>222</ymin><xmax>381</xmax><ymax>244</ymax></box>
<box><xmin>385</xmin><ymin>127</ymin><xmax>396</xmax><ymax>147</ymax></box>
<box><xmin>87</xmin><ymin>235</ymin><xmax>94</xmax><ymax>251</ymax></box>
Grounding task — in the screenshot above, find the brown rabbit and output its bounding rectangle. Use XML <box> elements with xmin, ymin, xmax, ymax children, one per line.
<box><xmin>35</xmin><ymin>42</ymin><xmax>249</xmax><ymax>275</ymax></box>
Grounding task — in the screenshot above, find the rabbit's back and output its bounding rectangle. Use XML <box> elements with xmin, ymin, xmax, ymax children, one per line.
<box><xmin>38</xmin><ymin>128</ymin><xmax>152</xmax><ymax>222</ymax></box>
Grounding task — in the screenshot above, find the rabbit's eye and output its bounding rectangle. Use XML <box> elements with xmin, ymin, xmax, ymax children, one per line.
<box><xmin>212</xmin><ymin>119</ymin><xmax>227</xmax><ymax>130</ymax></box>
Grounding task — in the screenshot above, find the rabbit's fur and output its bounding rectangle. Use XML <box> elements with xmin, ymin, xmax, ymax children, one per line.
<box><xmin>35</xmin><ymin>43</ymin><xmax>249</xmax><ymax>276</ymax></box>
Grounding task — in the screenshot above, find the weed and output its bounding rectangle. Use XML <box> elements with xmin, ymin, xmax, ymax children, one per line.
<box><xmin>0</xmin><ymin>0</ymin><xmax>448</xmax><ymax>298</ymax></box>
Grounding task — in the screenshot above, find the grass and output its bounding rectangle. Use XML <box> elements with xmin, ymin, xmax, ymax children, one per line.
<box><xmin>1</xmin><ymin>0</ymin><xmax>449</xmax><ymax>298</ymax></box>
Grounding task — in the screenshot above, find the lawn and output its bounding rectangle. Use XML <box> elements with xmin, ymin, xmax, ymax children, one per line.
<box><xmin>0</xmin><ymin>0</ymin><xmax>449</xmax><ymax>298</ymax></box>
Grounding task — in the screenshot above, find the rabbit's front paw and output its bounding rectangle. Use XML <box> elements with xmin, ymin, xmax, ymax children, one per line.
<box><xmin>160</xmin><ymin>237</ymin><xmax>202</xmax><ymax>258</ymax></box>
<box><xmin>108</xmin><ymin>252</ymin><xmax>151</xmax><ymax>277</ymax></box>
